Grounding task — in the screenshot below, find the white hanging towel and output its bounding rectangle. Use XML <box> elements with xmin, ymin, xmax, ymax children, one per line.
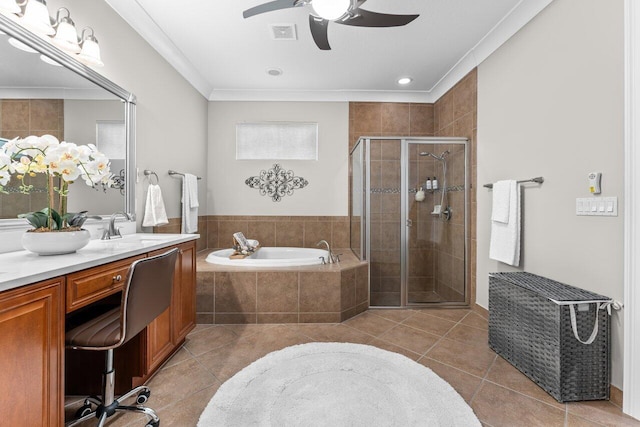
<box><xmin>491</xmin><ymin>181</ymin><xmax>511</xmax><ymax>223</ymax></box>
<box><xmin>181</xmin><ymin>173</ymin><xmax>199</xmax><ymax>233</ymax></box>
<box><xmin>489</xmin><ymin>180</ymin><xmax>521</xmax><ymax>266</ymax></box>
<box><xmin>142</xmin><ymin>184</ymin><xmax>169</xmax><ymax>227</ymax></box>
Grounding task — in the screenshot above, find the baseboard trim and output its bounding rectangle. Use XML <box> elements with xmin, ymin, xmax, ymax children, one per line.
<box><xmin>611</xmin><ymin>384</ymin><xmax>623</xmax><ymax>408</ymax></box>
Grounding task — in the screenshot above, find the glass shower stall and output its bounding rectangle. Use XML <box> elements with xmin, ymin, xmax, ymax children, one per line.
<box><xmin>350</xmin><ymin>137</ymin><xmax>469</xmax><ymax>307</ymax></box>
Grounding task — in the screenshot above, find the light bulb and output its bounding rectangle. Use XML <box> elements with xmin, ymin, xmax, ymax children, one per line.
<box><xmin>20</xmin><ymin>0</ymin><xmax>55</xmax><ymax>36</ymax></box>
<box><xmin>312</xmin><ymin>0</ymin><xmax>350</xmax><ymax>20</ymax></box>
<box><xmin>78</xmin><ymin>31</ymin><xmax>103</xmax><ymax>67</ymax></box>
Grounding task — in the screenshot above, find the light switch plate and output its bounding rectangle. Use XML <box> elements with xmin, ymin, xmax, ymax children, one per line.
<box><xmin>576</xmin><ymin>197</ymin><xmax>618</xmax><ymax>216</ymax></box>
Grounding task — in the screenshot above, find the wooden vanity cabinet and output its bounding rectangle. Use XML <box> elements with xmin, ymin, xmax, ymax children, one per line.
<box><xmin>0</xmin><ymin>277</ymin><xmax>64</xmax><ymax>427</ymax></box>
<box><xmin>146</xmin><ymin>240</ymin><xmax>196</xmax><ymax>372</ymax></box>
<box><xmin>0</xmin><ymin>238</ymin><xmax>197</xmax><ymax>421</ymax></box>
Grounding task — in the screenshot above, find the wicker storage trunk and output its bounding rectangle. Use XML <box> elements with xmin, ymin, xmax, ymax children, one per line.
<box><xmin>488</xmin><ymin>272</ymin><xmax>611</xmax><ymax>402</ymax></box>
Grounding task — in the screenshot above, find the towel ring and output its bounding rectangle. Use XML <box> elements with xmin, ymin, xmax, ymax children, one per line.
<box><xmin>143</xmin><ymin>170</ymin><xmax>159</xmax><ymax>185</ymax></box>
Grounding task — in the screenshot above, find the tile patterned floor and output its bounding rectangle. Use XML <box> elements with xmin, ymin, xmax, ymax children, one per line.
<box><xmin>65</xmin><ymin>308</ymin><xmax>640</xmax><ymax>427</ymax></box>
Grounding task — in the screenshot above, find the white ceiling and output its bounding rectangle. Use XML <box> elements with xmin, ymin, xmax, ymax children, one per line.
<box><xmin>106</xmin><ymin>0</ymin><xmax>553</xmax><ymax>102</ymax></box>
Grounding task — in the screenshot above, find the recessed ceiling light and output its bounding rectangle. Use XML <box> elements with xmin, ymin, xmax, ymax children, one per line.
<box><xmin>398</xmin><ymin>77</ymin><xmax>413</xmax><ymax>85</ymax></box>
<box><xmin>267</xmin><ymin>68</ymin><xmax>283</xmax><ymax>77</ymax></box>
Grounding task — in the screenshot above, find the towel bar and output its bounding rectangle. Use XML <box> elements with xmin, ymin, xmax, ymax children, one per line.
<box><xmin>168</xmin><ymin>170</ymin><xmax>202</xmax><ymax>180</ymax></box>
<box><xmin>484</xmin><ymin>177</ymin><xmax>544</xmax><ymax>189</ymax></box>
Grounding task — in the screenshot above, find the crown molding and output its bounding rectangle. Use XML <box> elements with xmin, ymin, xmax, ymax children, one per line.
<box><xmin>429</xmin><ymin>0</ymin><xmax>554</xmax><ymax>101</ymax></box>
<box><xmin>209</xmin><ymin>89</ymin><xmax>432</xmax><ymax>103</ymax></box>
<box><xmin>105</xmin><ymin>0</ymin><xmax>212</xmax><ymax>99</ymax></box>
<box><xmin>106</xmin><ymin>0</ymin><xmax>554</xmax><ymax>103</ymax></box>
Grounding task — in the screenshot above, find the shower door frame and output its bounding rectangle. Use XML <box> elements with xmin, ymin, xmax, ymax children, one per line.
<box><xmin>403</xmin><ymin>138</ymin><xmax>470</xmax><ymax>308</ymax></box>
<box><xmin>352</xmin><ymin>136</ymin><xmax>470</xmax><ymax>308</ymax></box>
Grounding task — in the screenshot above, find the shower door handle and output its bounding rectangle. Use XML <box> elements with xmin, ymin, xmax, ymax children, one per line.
<box><xmin>406</xmin><ymin>219</ymin><xmax>413</xmax><ymax>227</ymax></box>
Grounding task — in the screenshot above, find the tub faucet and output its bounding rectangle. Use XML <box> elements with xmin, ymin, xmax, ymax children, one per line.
<box><xmin>102</xmin><ymin>212</ymin><xmax>133</xmax><ymax>240</ymax></box>
<box><xmin>316</xmin><ymin>239</ymin><xmax>338</xmax><ymax>264</ymax></box>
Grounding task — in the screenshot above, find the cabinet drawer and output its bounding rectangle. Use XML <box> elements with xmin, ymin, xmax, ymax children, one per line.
<box><xmin>66</xmin><ymin>255</ymin><xmax>145</xmax><ymax>313</ymax></box>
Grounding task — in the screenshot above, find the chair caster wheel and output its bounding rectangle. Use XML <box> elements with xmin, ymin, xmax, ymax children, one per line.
<box><xmin>75</xmin><ymin>403</ymin><xmax>92</xmax><ymax>419</ymax></box>
<box><xmin>145</xmin><ymin>421</ymin><xmax>160</xmax><ymax>427</ymax></box>
<box><xmin>137</xmin><ymin>390</ymin><xmax>151</xmax><ymax>404</ymax></box>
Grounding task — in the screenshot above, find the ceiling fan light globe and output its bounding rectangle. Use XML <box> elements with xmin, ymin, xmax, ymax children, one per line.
<box><xmin>312</xmin><ymin>0</ymin><xmax>350</xmax><ymax>20</ymax></box>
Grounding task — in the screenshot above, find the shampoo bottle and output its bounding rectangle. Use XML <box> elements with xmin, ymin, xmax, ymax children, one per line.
<box><xmin>432</xmin><ymin>177</ymin><xmax>439</xmax><ymax>190</ymax></box>
<box><xmin>425</xmin><ymin>177</ymin><xmax>432</xmax><ymax>191</ymax></box>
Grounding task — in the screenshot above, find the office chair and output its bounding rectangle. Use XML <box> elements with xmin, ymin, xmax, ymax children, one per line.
<box><xmin>65</xmin><ymin>248</ymin><xmax>179</xmax><ymax>427</ymax></box>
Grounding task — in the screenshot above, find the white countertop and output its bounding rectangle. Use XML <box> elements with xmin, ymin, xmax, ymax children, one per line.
<box><xmin>0</xmin><ymin>233</ymin><xmax>199</xmax><ymax>293</ymax></box>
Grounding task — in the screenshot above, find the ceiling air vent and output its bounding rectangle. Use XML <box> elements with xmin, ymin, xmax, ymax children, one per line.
<box><xmin>270</xmin><ymin>24</ymin><xmax>297</xmax><ymax>40</ymax></box>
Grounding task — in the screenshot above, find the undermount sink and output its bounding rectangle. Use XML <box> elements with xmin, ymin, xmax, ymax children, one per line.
<box><xmin>98</xmin><ymin>234</ymin><xmax>171</xmax><ymax>246</ymax></box>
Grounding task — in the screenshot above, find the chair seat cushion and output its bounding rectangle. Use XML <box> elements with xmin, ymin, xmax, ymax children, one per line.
<box><xmin>66</xmin><ymin>307</ymin><xmax>122</xmax><ymax>349</ymax></box>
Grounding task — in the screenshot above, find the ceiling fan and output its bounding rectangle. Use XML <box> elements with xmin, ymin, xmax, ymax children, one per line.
<box><xmin>243</xmin><ymin>0</ymin><xmax>419</xmax><ymax>50</ymax></box>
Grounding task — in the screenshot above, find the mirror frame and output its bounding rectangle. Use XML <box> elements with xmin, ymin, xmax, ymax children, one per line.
<box><xmin>0</xmin><ymin>13</ymin><xmax>136</xmax><ymax>229</ymax></box>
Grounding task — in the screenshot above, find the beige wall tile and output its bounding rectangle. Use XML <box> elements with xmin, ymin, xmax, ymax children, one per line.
<box><xmin>214</xmin><ymin>272</ymin><xmax>257</xmax><ymax>313</ymax></box>
<box><xmin>299</xmin><ymin>272</ymin><xmax>341</xmax><ymax>312</ymax></box>
<box><xmin>257</xmin><ymin>272</ymin><xmax>298</xmax><ymax>312</ymax></box>
<box><xmin>381</xmin><ymin>103</ymin><xmax>410</xmax><ymax>134</ymax></box>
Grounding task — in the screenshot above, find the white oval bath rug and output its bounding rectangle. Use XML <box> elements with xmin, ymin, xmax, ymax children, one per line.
<box><xmin>198</xmin><ymin>342</ymin><xmax>480</xmax><ymax>427</ymax></box>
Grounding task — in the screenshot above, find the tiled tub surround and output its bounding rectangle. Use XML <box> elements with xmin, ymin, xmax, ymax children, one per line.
<box><xmin>196</xmin><ymin>251</ymin><xmax>368</xmax><ymax>324</ymax></box>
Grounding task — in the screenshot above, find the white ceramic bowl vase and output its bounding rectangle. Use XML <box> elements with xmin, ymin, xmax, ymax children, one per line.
<box><xmin>22</xmin><ymin>229</ymin><xmax>91</xmax><ymax>255</ymax></box>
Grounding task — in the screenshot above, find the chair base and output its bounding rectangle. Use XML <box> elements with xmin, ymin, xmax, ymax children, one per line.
<box><xmin>66</xmin><ymin>385</ymin><xmax>160</xmax><ymax>427</ymax></box>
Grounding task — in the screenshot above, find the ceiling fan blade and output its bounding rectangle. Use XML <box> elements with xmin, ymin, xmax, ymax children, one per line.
<box><xmin>338</xmin><ymin>8</ymin><xmax>419</xmax><ymax>27</ymax></box>
<box><xmin>243</xmin><ymin>0</ymin><xmax>298</xmax><ymax>19</ymax></box>
<box><xmin>309</xmin><ymin>16</ymin><xmax>331</xmax><ymax>50</ymax></box>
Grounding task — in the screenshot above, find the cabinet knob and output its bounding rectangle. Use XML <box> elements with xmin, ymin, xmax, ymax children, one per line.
<box><xmin>113</xmin><ymin>274</ymin><xmax>122</xmax><ymax>283</ymax></box>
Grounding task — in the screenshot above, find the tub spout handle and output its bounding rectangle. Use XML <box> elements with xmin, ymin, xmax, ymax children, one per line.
<box><xmin>319</xmin><ymin>256</ymin><xmax>326</xmax><ymax>265</ymax></box>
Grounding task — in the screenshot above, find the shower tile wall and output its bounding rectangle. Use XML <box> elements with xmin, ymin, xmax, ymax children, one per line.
<box><xmin>349</xmin><ymin>103</ymin><xmax>435</xmax><ymax>306</ymax></box>
<box><xmin>0</xmin><ymin>99</ymin><xmax>64</xmax><ymax>219</ymax></box>
<box><xmin>433</xmin><ymin>69</ymin><xmax>477</xmax><ymax>304</ymax></box>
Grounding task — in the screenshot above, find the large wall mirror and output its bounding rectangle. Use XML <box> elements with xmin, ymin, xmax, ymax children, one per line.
<box><xmin>0</xmin><ymin>13</ymin><xmax>135</xmax><ymax>228</ymax></box>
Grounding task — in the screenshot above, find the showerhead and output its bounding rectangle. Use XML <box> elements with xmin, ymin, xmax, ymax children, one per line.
<box><xmin>419</xmin><ymin>150</ymin><xmax>450</xmax><ymax>161</ymax></box>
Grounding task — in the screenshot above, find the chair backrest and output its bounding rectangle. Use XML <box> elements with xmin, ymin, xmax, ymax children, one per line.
<box><xmin>120</xmin><ymin>248</ymin><xmax>179</xmax><ymax>344</ymax></box>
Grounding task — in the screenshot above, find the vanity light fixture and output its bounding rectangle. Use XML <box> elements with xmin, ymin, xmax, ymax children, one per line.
<box><xmin>51</xmin><ymin>8</ymin><xmax>80</xmax><ymax>54</ymax></box>
<box><xmin>20</xmin><ymin>0</ymin><xmax>54</xmax><ymax>35</ymax></box>
<box><xmin>397</xmin><ymin>77</ymin><xmax>413</xmax><ymax>85</ymax></box>
<box><xmin>77</xmin><ymin>27</ymin><xmax>103</xmax><ymax>67</ymax></box>
<box><xmin>0</xmin><ymin>0</ymin><xmax>22</xmax><ymax>15</ymax></box>
<box><xmin>311</xmin><ymin>0</ymin><xmax>350</xmax><ymax>20</ymax></box>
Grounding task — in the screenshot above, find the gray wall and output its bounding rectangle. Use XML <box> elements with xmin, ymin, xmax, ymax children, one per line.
<box><xmin>477</xmin><ymin>0</ymin><xmax>625</xmax><ymax>387</ymax></box>
<box><xmin>49</xmin><ymin>0</ymin><xmax>209</xmax><ymax>224</ymax></box>
<box><xmin>207</xmin><ymin>101</ymin><xmax>349</xmax><ymax>216</ymax></box>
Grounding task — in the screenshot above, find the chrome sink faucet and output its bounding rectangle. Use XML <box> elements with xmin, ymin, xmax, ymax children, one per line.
<box><xmin>102</xmin><ymin>212</ymin><xmax>133</xmax><ymax>240</ymax></box>
<box><xmin>316</xmin><ymin>239</ymin><xmax>341</xmax><ymax>264</ymax></box>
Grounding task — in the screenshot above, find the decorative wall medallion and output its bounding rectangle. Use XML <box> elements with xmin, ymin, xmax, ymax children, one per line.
<box><xmin>245</xmin><ymin>163</ymin><xmax>309</xmax><ymax>202</ymax></box>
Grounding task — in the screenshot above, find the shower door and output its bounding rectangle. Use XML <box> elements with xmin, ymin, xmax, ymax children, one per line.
<box><xmin>350</xmin><ymin>137</ymin><xmax>468</xmax><ymax>308</ymax></box>
<box><xmin>405</xmin><ymin>140</ymin><xmax>468</xmax><ymax>305</ymax></box>
<box><xmin>368</xmin><ymin>139</ymin><xmax>403</xmax><ymax>307</ymax></box>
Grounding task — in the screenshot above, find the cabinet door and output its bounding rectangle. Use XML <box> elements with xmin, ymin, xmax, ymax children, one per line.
<box><xmin>173</xmin><ymin>241</ymin><xmax>196</xmax><ymax>343</ymax></box>
<box><xmin>0</xmin><ymin>278</ymin><xmax>64</xmax><ymax>427</ymax></box>
<box><xmin>146</xmin><ymin>306</ymin><xmax>173</xmax><ymax>372</ymax></box>
<box><xmin>146</xmin><ymin>242</ymin><xmax>196</xmax><ymax>371</ymax></box>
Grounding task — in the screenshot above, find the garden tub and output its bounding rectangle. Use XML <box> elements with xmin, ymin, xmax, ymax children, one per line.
<box><xmin>205</xmin><ymin>247</ymin><xmax>328</xmax><ymax>267</ymax></box>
